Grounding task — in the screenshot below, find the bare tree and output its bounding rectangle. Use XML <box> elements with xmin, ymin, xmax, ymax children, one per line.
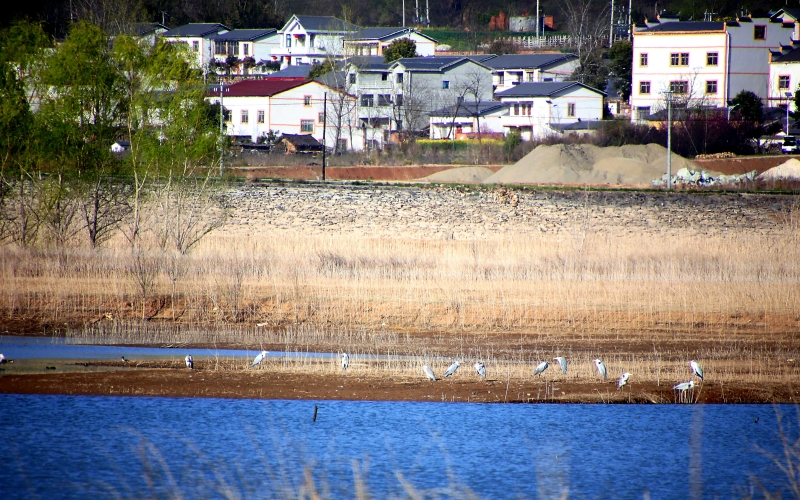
<box><xmin>561</xmin><ymin>0</ymin><xmax>610</xmax><ymax>87</ymax></box>
<box><xmin>454</xmin><ymin>67</ymin><xmax>492</xmax><ymax>142</ymax></box>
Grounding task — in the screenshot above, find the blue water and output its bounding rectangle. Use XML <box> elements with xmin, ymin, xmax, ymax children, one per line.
<box><xmin>0</xmin><ymin>395</ymin><xmax>794</xmax><ymax>499</ymax></box>
<box><xmin>0</xmin><ymin>335</ymin><xmax>334</xmax><ymax>360</ymax></box>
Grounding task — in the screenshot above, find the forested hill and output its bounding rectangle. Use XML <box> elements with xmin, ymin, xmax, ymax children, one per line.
<box><xmin>4</xmin><ymin>0</ymin><xmax>798</xmax><ymax>37</ymax></box>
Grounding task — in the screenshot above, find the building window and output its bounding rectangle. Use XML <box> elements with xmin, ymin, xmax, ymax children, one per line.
<box><xmin>301</xmin><ymin>120</ymin><xmax>314</xmax><ymax>133</ymax></box>
<box><xmin>285</xmin><ymin>35</ymin><xmax>292</xmax><ymax>47</ymax></box>
<box><xmin>227</xmin><ymin>41</ymin><xmax>237</xmax><ymax>55</ymax></box>
<box><xmin>640</xmin><ymin>81</ymin><xmax>651</xmax><ymax>94</ymax></box>
<box><xmin>636</xmin><ymin>106</ymin><xmax>651</xmax><ymax>120</ymax></box>
<box><xmin>567</xmin><ymin>103</ymin><xmax>576</xmax><ymax>117</ymax></box>
<box><xmin>241</xmin><ymin>110</ymin><xmax>249</xmax><ymax>123</ymax></box>
<box><xmin>705</xmin><ymin>80</ymin><xmax>718</xmax><ymax>94</ymax></box>
<box><xmin>309</xmin><ymin>34</ymin><xmax>315</xmax><ymax>47</ymax></box>
<box><xmin>215</xmin><ymin>41</ymin><xmax>226</xmax><ymax>55</ymax></box>
<box><xmin>640</xmin><ymin>53</ymin><xmax>648</xmax><ymax>66</ymax></box>
<box><xmin>779</xmin><ymin>75</ymin><xmax>790</xmax><ymax>89</ymax></box>
<box><xmin>670</xmin><ymin>53</ymin><xmax>689</xmax><ymax>66</ymax></box>
<box><xmin>361</xmin><ymin>94</ymin><xmax>374</xmax><ymax>107</ymax></box>
<box><xmin>707</xmin><ymin>52</ymin><xmax>718</xmax><ymax>66</ymax></box>
<box><xmin>754</xmin><ymin>25</ymin><xmax>766</xmax><ymax>40</ymax></box>
<box><xmin>499</xmin><ymin>73</ymin><xmax>505</xmax><ymax>85</ymax></box>
<box><xmin>349</xmin><ymin>73</ymin><xmax>356</xmax><ymax>84</ymax></box>
<box><xmin>442</xmin><ymin>80</ymin><xmax>450</xmax><ymax>89</ymax></box>
<box><xmin>513</xmin><ymin>103</ymin><xmax>519</xmax><ymax>115</ymax></box>
<box><xmin>395</xmin><ymin>94</ymin><xmax>403</xmax><ymax>106</ymax></box>
<box><xmin>381</xmin><ymin>73</ymin><xmax>388</xmax><ymax>81</ymax></box>
<box><xmin>304</xmin><ymin>95</ymin><xmax>312</xmax><ymax>106</ymax></box>
<box><xmin>192</xmin><ymin>41</ymin><xmax>199</xmax><ymax>52</ymax></box>
<box><xmin>318</xmin><ymin>112</ymin><xmax>325</xmax><ymax>123</ymax></box>
<box><xmin>397</xmin><ymin>73</ymin><xmax>403</xmax><ymax>83</ymax></box>
<box><xmin>257</xmin><ymin>110</ymin><xmax>265</xmax><ymax>123</ymax></box>
<box><xmin>223</xmin><ymin>109</ymin><xmax>231</xmax><ymax>122</ymax></box>
<box><xmin>243</xmin><ymin>43</ymin><xmax>249</xmax><ymax>56</ymax></box>
<box><xmin>378</xmin><ymin>94</ymin><xmax>392</xmax><ymax>106</ymax></box>
<box><xmin>669</xmin><ymin>81</ymin><xmax>688</xmax><ymax>94</ymax></box>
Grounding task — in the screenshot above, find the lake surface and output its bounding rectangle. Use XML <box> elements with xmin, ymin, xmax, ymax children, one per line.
<box><xmin>1</xmin><ymin>394</ymin><xmax>794</xmax><ymax>499</ymax></box>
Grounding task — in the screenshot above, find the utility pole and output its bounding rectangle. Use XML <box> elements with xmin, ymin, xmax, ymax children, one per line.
<box><xmin>415</xmin><ymin>0</ymin><xmax>419</xmax><ymax>24</ymax></box>
<box><xmin>219</xmin><ymin>83</ymin><xmax>224</xmax><ymax>178</ymax></box>
<box><xmin>536</xmin><ymin>0</ymin><xmax>540</xmax><ymax>39</ymax></box>
<box><xmin>610</xmin><ymin>0</ymin><xmax>615</xmax><ymax>46</ymax></box>
<box><xmin>628</xmin><ymin>0</ymin><xmax>633</xmax><ymax>41</ymax></box>
<box><xmin>402</xmin><ymin>0</ymin><xmax>406</xmax><ymax>27</ymax></box>
<box><xmin>426</xmin><ymin>0</ymin><xmax>430</xmax><ymax>27</ymax></box>
<box><xmin>665</xmin><ymin>91</ymin><xmax>673</xmax><ymax>190</ymax></box>
<box><xmin>322</xmin><ymin>92</ymin><xmax>327</xmax><ymax>181</ymax></box>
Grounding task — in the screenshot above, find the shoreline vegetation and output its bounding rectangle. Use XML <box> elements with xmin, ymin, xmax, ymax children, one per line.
<box><xmin>1</xmin><ymin>184</ymin><xmax>799</xmax><ymax>404</ymax></box>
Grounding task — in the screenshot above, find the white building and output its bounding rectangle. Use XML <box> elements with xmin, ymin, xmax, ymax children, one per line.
<box><xmin>207</xmin><ymin>79</ymin><xmax>364</xmax><ymax>151</ymax></box>
<box><xmin>429</xmin><ymin>102</ymin><xmax>508</xmax><ymax>139</ymax></box>
<box><xmin>495</xmin><ymin>82</ymin><xmax>606</xmax><ymax>140</ymax></box>
<box><xmin>344</xmin><ymin>27</ymin><xmax>438</xmax><ymax>57</ymax></box>
<box><xmin>161</xmin><ymin>23</ymin><xmax>229</xmax><ymax>68</ymax></box>
<box><xmin>210</xmin><ymin>29</ymin><xmax>281</xmax><ymax>74</ymax></box>
<box><xmin>482</xmin><ymin>53</ymin><xmax>580</xmax><ymax>93</ymax></box>
<box><xmin>631</xmin><ymin>14</ymin><xmax>794</xmax><ymax>121</ymax></box>
<box><xmin>133</xmin><ymin>23</ymin><xmax>167</xmax><ymax>46</ymax></box>
<box><xmin>273</xmin><ymin>15</ymin><xmax>359</xmax><ymax>68</ymax></box>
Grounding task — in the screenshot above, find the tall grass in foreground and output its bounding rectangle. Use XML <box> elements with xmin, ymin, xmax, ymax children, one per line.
<box><xmin>2</xmin><ymin>224</ymin><xmax>798</xmax><ymax>336</ymax></box>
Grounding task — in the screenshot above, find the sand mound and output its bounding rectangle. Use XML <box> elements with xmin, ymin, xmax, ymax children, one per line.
<box><xmin>422</xmin><ymin>167</ymin><xmax>496</xmax><ymax>183</ymax></box>
<box><xmin>758</xmin><ymin>158</ymin><xmax>800</xmax><ymax>181</ymax></box>
<box><xmin>484</xmin><ymin>143</ymin><xmax>698</xmax><ymax>185</ymax></box>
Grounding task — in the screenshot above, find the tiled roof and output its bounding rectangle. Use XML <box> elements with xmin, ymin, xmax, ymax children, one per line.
<box><xmin>347</xmin><ymin>56</ymin><xmax>390</xmax><ymax>71</ymax></box>
<box><xmin>134</xmin><ymin>23</ymin><xmax>167</xmax><ymax>36</ymax></box>
<box><xmin>773</xmin><ymin>49</ymin><xmax>800</xmax><ymax>63</ymax></box>
<box><xmin>430</xmin><ymin>101</ymin><xmax>508</xmax><ymax>117</ymax></box>
<box><xmin>281</xmin><ymin>133</ymin><xmax>323</xmax><ymax>147</ymax></box>
<box><xmin>265</xmin><ymin>65</ymin><xmax>313</xmax><ymax>78</ymax></box>
<box><xmin>638</xmin><ymin>21</ymin><xmax>725</xmax><ymax>32</ymax></box>
<box><xmin>495</xmin><ymin>81</ymin><xmax>606</xmax><ymax>97</ymax></box>
<box><xmin>219</xmin><ymin>79</ymin><xmax>306</xmax><ymax>97</ymax></box>
<box><xmin>393</xmin><ymin>56</ymin><xmax>483</xmax><ymax>72</ymax></box>
<box><xmin>351</xmin><ymin>27</ymin><xmax>437</xmax><ymax>42</ymax></box>
<box><xmin>212</xmin><ymin>29</ymin><xmax>277</xmax><ymax>41</ymax></box>
<box><xmin>481</xmin><ymin>53</ymin><xmax>577</xmax><ymax>70</ymax></box>
<box><xmin>162</xmin><ymin>23</ymin><xmax>229</xmax><ymax>37</ymax></box>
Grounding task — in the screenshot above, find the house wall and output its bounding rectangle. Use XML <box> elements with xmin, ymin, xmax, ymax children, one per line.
<box><xmin>492</xmin><ymin>59</ymin><xmax>580</xmax><ymax>93</ymax></box>
<box><xmin>345</xmin><ymin>33</ymin><xmax>436</xmax><ymax>57</ymax></box>
<box><xmin>429</xmin><ymin>113</ymin><xmax>506</xmax><ymax>139</ymax></box>
<box><xmin>166</xmin><ymin>33</ymin><xmax>225</xmax><ymax>68</ymax></box>
<box><xmin>631</xmin><ymin>18</ymin><xmax>793</xmax><ymax>122</ymax></box>
<box><xmin>499</xmin><ymin>87</ymin><xmax>603</xmax><ymax>140</ymax></box>
<box><xmin>768</xmin><ymin>59</ymin><xmax>800</xmax><ymax>111</ymax></box>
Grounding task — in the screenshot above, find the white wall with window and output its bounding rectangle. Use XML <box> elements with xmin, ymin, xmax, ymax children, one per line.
<box><xmin>631</xmin><ymin>15</ymin><xmax>793</xmax><ymax>122</ymax></box>
<box><xmin>768</xmin><ymin>50</ymin><xmax>800</xmax><ymax>112</ymax></box>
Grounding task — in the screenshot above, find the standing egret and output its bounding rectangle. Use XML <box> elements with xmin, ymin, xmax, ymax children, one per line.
<box><xmin>443</xmin><ymin>361</ymin><xmax>460</xmax><ymax>378</ymax></box>
<box><xmin>617</xmin><ymin>372</ymin><xmax>630</xmax><ymax>389</ymax></box>
<box><xmin>673</xmin><ymin>380</ymin><xmax>695</xmax><ymax>391</ymax></box>
<box><xmin>185</xmin><ymin>355</ymin><xmax>193</xmax><ymax>369</ymax></box>
<box><xmin>594</xmin><ymin>359</ymin><xmax>607</xmax><ymax>379</ymax></box>
<box><xmin>553</xmin><ymin>356</ymin><xmax>567</xmax><ymax>374</ymax></box>
<box><xmin>533</xmin><ymin>361</ymin><xmax>549</xmax><ymax>377</ymax></box>
<box><xmin>474</xmin><ymin>362</ymin><xmax>486</xmax><ymax>378</ymax></box>
<box><xmin>423</xmin><ymin>365</ymin><xmax>437</xmax><ymax>381</ymax></box>
<box><xmin>341</xmin><ymin>353</ymin><xmax>350</xmax><ymax>371</ymax></box>
<box><xmin>251</xmin><ymin>350</ymin><xmax>269</xmax><ymax>368</ymax></box>
<box><xmin>690</xmin><ymin>360</ymin><xmax>704</xmax><ymax>381</ymax></box>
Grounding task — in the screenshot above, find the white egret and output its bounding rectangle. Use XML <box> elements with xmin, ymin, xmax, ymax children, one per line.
<box><xmin>553</xmin><ymin>356</ymin><xmax>567</xmax><ymax>374</ymax></box>
<box><xmin>185</xmin><ymin>355</ymin><xmax>193</xmax><ymax>369</ymax></box>
<box><xmin>423</xmin><ymin>365</ymin><xmax>437</xmax><ymax>381</ymax></box>
<box><xmin>341</xmin><ymin>353</ymin><xmax>350</xmax><ymax>371</ymax></box>
<box><xmin>594</xmin><ymin>359</ymin><xmax>607</xmax><ymax>379</ymax></box>
<box><xmin>0</xmin><ymin>353</ymin><xmax>5</xmax><ymax>364</ymax></box>
<box><xmin>533</xmin><ymin>361</ymin><xmax>549</xmax><ymax>377</ymax></box>
<box><xmin>474</xmin><ymin>362</ymin><xmax>486</xmax><ymax>378</ymax></box>
<box><xmin>251</xmin><ymin>350</ymin><xmax>269</xmax><ymax>368</ymax></box>
<box><xmin>690</xmin><ymin>360</ymin><xmax>704</xmax><ymax>381</ymax></box>
<box><xmin>617</xmin><ymin>372</ymin><xmax>630</xmax><ymax>389</ymax></box>
<box><xmin>443</xmin><ymin>361</ymin><xmax>460</xmax><ymax>378</ymax></box>
<box><xmin>673</xmin><ymin>380</ymin><xmax>695</xmax><ymax>391</ymax></box>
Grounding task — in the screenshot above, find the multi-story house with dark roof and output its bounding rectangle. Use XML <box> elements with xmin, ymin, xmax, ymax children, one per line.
<box><xmin>343</xmin><ymin>27</ymin><xmax>438</xmax><ymax>57</ymax></box>
<box><xmin>210</xmin><ymin>29</ymin><xmax>281</xmax><ymax>75</ymax></box>
<box><xmin>483</xmin><ymin>54</ymin><xmax>580</xmax><ymax>93</ymax></box>
<box><xmin>630</xmin><ymin>13</ymin><xmax>795</xmax><ymax>122</ymax></box>
<box><xmin>162</xmin><ymin>23</ymin><xmax>229</xmax><ymax>68</ymax></box>
<box><xmin>273</xmin><ymin>15</ymin><xmax>359</xmax><ymax>68</ymax></box>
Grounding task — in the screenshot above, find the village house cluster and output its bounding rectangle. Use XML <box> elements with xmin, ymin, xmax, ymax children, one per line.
<box><xmin>133</xmin><ymin>9</ymin><xmax>800</xmax><ymax>152</ymax></box>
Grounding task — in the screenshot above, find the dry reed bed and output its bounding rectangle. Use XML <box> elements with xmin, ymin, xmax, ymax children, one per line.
<box><xmin>2</xmin><ymin>226</ymin><xmax>798</xmax><ymax>336</ymax></box>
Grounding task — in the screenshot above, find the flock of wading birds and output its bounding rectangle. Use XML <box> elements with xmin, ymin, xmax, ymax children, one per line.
<box><xmin>177</xmin><ymin>352</ymin><xmax>706</xmax><ymax>395</ymax></box>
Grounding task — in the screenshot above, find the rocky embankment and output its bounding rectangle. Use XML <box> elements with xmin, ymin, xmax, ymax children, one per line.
<box><xmin>219</xmin><ymin>183</ymin><xmax>794</xmax><ymax>239</ymax></box>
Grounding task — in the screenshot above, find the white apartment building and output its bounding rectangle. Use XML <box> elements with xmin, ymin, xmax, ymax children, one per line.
<box><xmin>207</xmin><ymin>79</ymin><xmax>363</xmax><ymax>151</ymax></box>
<box><xmin>210</xmin><ymin>29</ymin><xmax>281</xmax><ymax>74</ymax></box>
<box><xmin>162</xmin><ymin>23</ymin><xmax>229</xmax><ymax>68</ymax></box>
<box><xmin>767</xmin><ymin>9</ymin><xmax>800</xmax><ymax>111</ymax></box>
<box><xmin>631</xmin><ymin>15</ymin><xmax>794</xmax><ymax>121</ymax></box>
<box><xmin>495</xmin><ymin>82</ymin><xmax>606</xmax><ymax>140</ymax></box>
<box><xmin>273</xmin><ymin>15</ymin><xmax>359</xmax><ymax>68</ymax></box>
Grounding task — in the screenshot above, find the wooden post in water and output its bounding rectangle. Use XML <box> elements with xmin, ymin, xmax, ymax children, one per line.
<box><xmin>313</xmin><ymin>404</ymin><xmax>318</xmax><ymax>422</ymax></box>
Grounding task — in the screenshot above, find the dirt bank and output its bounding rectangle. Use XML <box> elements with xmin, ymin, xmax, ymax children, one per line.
<box><xmin>234</xmin><ymin>165</ymin><xmax>503</xmax><ymax>182</ymax></box>
<box><xmin>0</xmin><ymin>364</ymin><xmax>793</xmax><ymax>404</ymax></box>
